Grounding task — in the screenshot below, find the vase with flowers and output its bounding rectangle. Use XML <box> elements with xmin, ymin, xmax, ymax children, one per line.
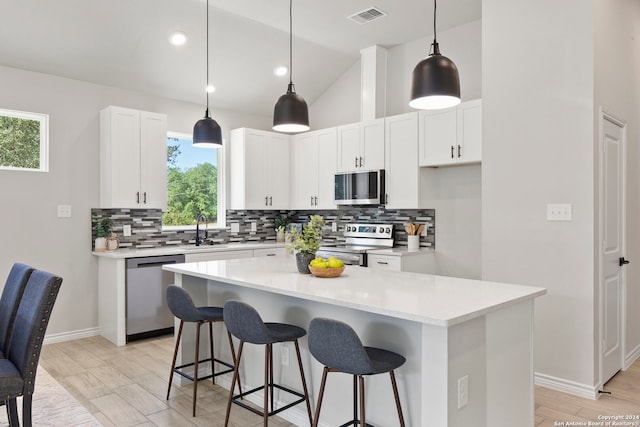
<box><xmin>285</xmin><ymin>215</ymin><xmax>325</xmax><ymax>274</ymax></box>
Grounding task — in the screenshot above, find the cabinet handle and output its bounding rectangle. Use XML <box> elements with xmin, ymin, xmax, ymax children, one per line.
<box><xmin>136</xmin><ymin>192</ymin><xmax>140</xmax><ymax>204</ymax></box>
<box><xmin>143</xmin><ymin>192</ymin><xmax>147</xmax><ymax>204</ymax></box>
<box><xmin>457</xmin><ymin>145</ymin><xmax>461</xmax><ymax>158</ymax></box>
<box><xmin>355</xmin><ymin>157</ymin><xmax>358</xmax><ymax>168</ymax></box>
<box><xmin>265</xmin><ymin>196</ymin><xmax>269</xmax><ymax>206</ymax></box>
<box><xmin>265</xmin><ymin>253</ymin><xmax>277</xmax><ymax>257</ymax></box>
<box><xmin>359</xmin><ymin>156</ymin><xmax>363</xmax><ymax>167</ymax></box>
<box><xmin>311</xmin><ymin>196</ymin><xmax>314</xmax><ymax>206</ymax></box>
<box><xmin>269</xmin><ymin>196</ymin><xmax>273</xmax><ymax>206</ymax></box>
<box><xmin>451</xmin><ymin>145</ymin><xmax>454</xmax><ymax>159</ymax></box>
<box><xmin>377</xmin><ymin>261</ymin><xmax>388</xmax><ymax>265</ymax></box>
<box><xmin>314</xmin><ymin>196</ymin><xmax>318</xmax><ymax>205</ymax></box>
<box><xmin>385</xmin><ymin>193</ymin><xmax>389</xmax><ymax>204</ymax></box>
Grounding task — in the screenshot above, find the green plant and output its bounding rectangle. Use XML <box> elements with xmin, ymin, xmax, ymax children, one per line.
<box><xmin>274</xmin><ymin>214</ymin><xmax>290</xmax><ymax>231</ymax></box>
<box><xmin>96</xmin><ymin>217</ymin><xmax>113</xmax><ymax>238</ymax></box>
<box><xmin>286</xmin><ymin>215</ymin><xmax>325</xmax><ymax>255</ymax></box>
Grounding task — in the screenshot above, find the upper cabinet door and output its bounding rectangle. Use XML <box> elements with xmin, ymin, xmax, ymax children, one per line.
<box><xmin>292</xmin><ymin>133</ymin><xmax>319</xmax><ymax>209</ymax></box>
<box><xmin>139</xmin><ymin>111</ymin><xmax>168</xmax><ymax>209</ymax></box>
<box><xmin>385</xmin><ymin>112</ymin><xmax>420</xmax><ymax>209</ymax></box>
<box><xmin>315</xmin><ymin>128</ymin><xmax>337</xmax><ymax>209</ymax></box>
<box><xmin>266</xmin><ymin>133</ymin><xmax>290</xmax><ymax>209</ymax></box>
<box><xmin>360</xmin><ymin>118</ymin><xmax>385</xmax><ymax>171</ymax></box>
<box><xmin>457</xmin><ymin>99</ymin><xmax>482</xmax><ymax>164</ymax></box>
<box><xmin>336</xmin><ymin>123</ymin><xmax>360</xmax><ymax>172</ymax></box>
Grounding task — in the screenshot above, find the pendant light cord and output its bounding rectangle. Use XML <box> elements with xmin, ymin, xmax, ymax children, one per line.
<box><xmin>206</xmin><ymin>0</ymin><xmax>210</xmax><ymax>113</ymax></box>
<box><xmin>289</xmin><ymin>0</ymin><xmax>293</xmax><ymax>85</ymax></box>
<box><xmin>433</xmin><ymin>0</ymin><xmax>437</xmax><ymax>44</ymax></box>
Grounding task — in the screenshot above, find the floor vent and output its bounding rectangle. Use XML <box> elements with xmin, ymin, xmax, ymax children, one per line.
<box><xmin>348</xmin><ymin>7</ymin><xmax>387</xmax><ymax>25</ymax></box>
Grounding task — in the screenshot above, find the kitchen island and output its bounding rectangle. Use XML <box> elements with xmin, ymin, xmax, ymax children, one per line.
<box><xmin>164</xmin><ymin>256</ymin><xmax>546</xmax><ymax>427</ymax></box>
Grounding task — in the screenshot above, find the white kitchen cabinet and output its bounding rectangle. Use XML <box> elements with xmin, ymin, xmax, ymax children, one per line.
<box><xmin>253</xmin><ymin>247</ymin><xmax>287</xmax><ymax>257</ymax></box>
<box><xmin>419</xmin><ymin>99</ymin><xmax>482</xmax><ymax>167</ymax></box>
<box><xmin>100</xmin><ymin>106</ymin><xmax>168</xmax><ymax>209</ymax></box>
<box><xmin>229</xmin><ymin>128</ymin><xmax>290</xmax><ymax>210</ymax></box>
<box><xmin>336</xmin><ymin>118</ymin><xmax>384</xmax><ymax>172</ymax></box>
<box><xmin>384</xmin><ymin>112</ymin><xmax>420</xmax><ymax>209</ymax></box>
<box><xmin>184</xmin><ymin>249</ymin><xmax>253</xmax><ymax>263</ymax></box>
<box><xmin>368</xmin><ymin>250</ymin><xmax>435</xmax><ymax>274</ymax></box>
<box><xmin>292</xmin><ymin>128</ymin><xmax>337</xmax><ymax>209</ymax></box>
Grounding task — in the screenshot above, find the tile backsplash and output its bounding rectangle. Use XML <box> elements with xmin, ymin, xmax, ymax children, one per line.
<box><xmin>91</xmin><ymin>206</ymin><xmax>435</xmax><ymax>250</ymax></box>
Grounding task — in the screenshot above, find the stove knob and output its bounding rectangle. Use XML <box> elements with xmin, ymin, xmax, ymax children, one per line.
<box><xmin>347</xmin><ymin>226</ymin><xmax>352</xmax><ymax>232</ymax></box>
<box><xmin>385</xmin><ymin>227</ymin><xmax>391</xmax><ymax>233</ymax></box>
<box><xmin>379</xmin><ymin>227</ymin><xmax>384</xmax><ymax>233</ymax></box>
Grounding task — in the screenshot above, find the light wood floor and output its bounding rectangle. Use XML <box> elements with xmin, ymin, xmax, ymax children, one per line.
<box><xmin>40</xmin><ymin>335</ymin><xmax>640</xmax><ymax>426</ymax></box>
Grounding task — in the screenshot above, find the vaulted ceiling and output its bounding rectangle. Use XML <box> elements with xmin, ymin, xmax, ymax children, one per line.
<box><xmin>0</xmin><ymin>0</ymin><xmax>481</xmax><ymax>116</ymax></box>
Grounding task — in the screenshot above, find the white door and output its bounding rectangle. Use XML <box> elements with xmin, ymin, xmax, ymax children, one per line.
<box><xmin>600</xmin><ymin>111</ymin><xmax>626</xmax><ymax>385</ymax></box>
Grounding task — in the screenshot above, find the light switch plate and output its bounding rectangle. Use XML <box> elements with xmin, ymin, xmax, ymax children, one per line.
<box><xmin>251</xmin><ymin>221</ymin><xmax>257</xmax><ymax>232</ymax></box>
<box><xmin>123</xmin><ymin>224</ymin><xmax>132</xmax><ymax>237</ymax></box>
<box><xmin>231</xmin><ymin>223</ymin><xmax>240</xmax><ymax>233</ymax></box>
<box><xmin>57</xmin><ymin>205</ymin><xmax>72</xmax><ymax>218</ymax></box>
<box><xmin>547</xmin><ymin>203</ymin><xmax>572</xmax><ymax>221</ymax></box>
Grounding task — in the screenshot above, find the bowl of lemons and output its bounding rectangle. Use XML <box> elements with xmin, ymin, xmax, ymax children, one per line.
<box><xmin>308</xmin><ymin>257</ymin><xmax>345</xmax><ymax>278</ymax></box>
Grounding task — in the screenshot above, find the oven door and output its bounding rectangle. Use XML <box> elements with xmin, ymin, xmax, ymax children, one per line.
<box><xmin>315</xmin><ymin>249</ymin><xmax>364</xmax><ymax>266</ymax></box>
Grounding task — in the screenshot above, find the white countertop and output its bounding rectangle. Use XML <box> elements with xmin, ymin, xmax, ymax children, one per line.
<box><xmin>92</xmin><ymin>242</ymin><xmax>284</xmax><ymax>259</ymax></box>
<box><xmin>164</xmin><ymin>257</ymin><xmax>546</xmax><ymax>327</ymax></box>
<box><xmin>367</xmin><ymin>247</ymin><xmax>434</xmax><ymax>257</ymax></box>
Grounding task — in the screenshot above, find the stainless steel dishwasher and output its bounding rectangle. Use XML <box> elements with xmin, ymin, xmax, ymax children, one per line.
<box><xmin>125</xmin><ymin>254</ymin><xmax>185</xmax><ymax>342</ymax></box>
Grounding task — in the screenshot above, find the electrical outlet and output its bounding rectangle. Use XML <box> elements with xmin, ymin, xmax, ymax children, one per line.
<box><xmin>251</xmin><ymin>221</ymin><xmax>257</xmax><ymax>232</ymax></box>
<box><xmin>123</xmin><ymin>224</ymin><xmax>132</xmax><ymax>237</ymax></box>
<box><xmin>281</xmin><ymin>346</ymin><xmax>290</xmax><ymax>367</ymax></box>
<box><xmin>332</xmin><ymin>222</ymin><xmax>337</xmax><ymax>232</ymax></box>
<box><xmin>230</xmin><ymin>223</ymin><xmax>240</xmax><ymax>233</ymax></box>
<box><xmin>458</xmin><ymin>375</ymin><xmax>469</xmax><ymax>409</ymax></box>
<box><xmin>57</xmin><ymin>205</ymin><xmax>72</xmax><ymax>218</ymax></box>
<box><xmin>421</xmin><ymin>223</ymin><xmax>428</xmax><ymax>236</ymax></box>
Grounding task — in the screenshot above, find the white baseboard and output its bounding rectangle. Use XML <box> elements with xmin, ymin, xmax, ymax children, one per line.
<box><xmin>624</xmin><ymin>344</ymin><xmax>640</xmax><ymax>370</ymax></box>
<box><xmin>535</xmin><ymin>372</ymin><xmax>599</xmax><ymax>400</ymax></box>
<box><xmin>43</xmin><ymin>327</ymin><xmax>100</xmax><ymax>345</ymax></box>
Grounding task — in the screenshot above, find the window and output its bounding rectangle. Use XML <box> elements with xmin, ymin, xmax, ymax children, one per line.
<box><xmin>0</xmin><ymin>109</ymin><xmax>49</xmax><ymax>172</ymax></box>
<box><xmin>162</xmin><ymin>131</ymin><xmax>224</xmax><ymax>228</ymax></box>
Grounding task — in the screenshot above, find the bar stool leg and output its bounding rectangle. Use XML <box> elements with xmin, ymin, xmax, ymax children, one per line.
<box><xmin>390</xmin><ymin>370</ymin><xmax>406</xmax><ymax>427</ymax></box>
<box><xmin>192</xmin><ymin>322</ymin><xmax>202</xmax><ymax>417</ymax></box>
<box><xmin>166</xmin><ymin>320</ymin><xmax>184</xmax><ymax>400</ymax></box>
<box><xmin>312</xmin><ymin>367</ymin><xmax>329</xmax><ymax>427</ymax></box>
<box><xmin>209</xmin><ymin>321</ymin><xmax>215</xmax><ymax>385</ymax></box>
<box><xmin>269</xmin><ymin>344</ymin><xmax>274</xmax><ymax>413</ymax></box>
<box><xmin>226</xmin><ymin>330</ymin><xmax>243</xmax><ymax>397</ymax></box>
<box><xmin>359</xmin><ymin>375</ymin><xmax>366</xmax><ymax>427</ymax></box>
<box><xmin>224</xmin><ymin>341</ymin><xmax>244</xmax><ymax>427</ymax></box>
<box><xmin>293</xmin><ymin>339</ymin><xmax>314</xmax><ymax>426</ymax></box>
<box><xmin>352</xmin><ymin>375</ymin><xmax>358</xmax><ymax>424</ymax></box>
<box><xmin>263</xmin><ymin>343</ymin><xmax>270</xmax><ymax>426</ymax></box>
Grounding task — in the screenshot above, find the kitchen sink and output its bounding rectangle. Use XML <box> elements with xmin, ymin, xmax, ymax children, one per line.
<box><xmin>182</xmin><ymin>245</ymin><xmax>228</xmax><ymax>250</ymax></box>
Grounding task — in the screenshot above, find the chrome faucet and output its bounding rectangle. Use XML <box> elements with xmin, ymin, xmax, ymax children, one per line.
<box><xmin>196</xmin><ymin>213</ymin><xmax>208</xmax><ymax>246</ymax></box>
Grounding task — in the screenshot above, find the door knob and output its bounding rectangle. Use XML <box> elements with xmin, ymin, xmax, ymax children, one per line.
<box><xmin>619</xmin><ymin>257</ymin><xmax>630</xmax><ymax>266</ymax></box>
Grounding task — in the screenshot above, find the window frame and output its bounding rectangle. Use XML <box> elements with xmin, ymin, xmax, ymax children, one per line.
<box><xmin>162</xmin><ymin>130</ymin><xmax>226</xmax><ymax>231</ymax></box>
<box><xmin>0</xmin><ymin>108</ymin><xmax>49</xmax><ymax>172</ymax></box>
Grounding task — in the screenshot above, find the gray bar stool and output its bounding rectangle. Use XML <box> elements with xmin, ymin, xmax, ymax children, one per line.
<box><xmin>223</xmin><ymin>300</ymin><xmax>313</xmax><ymax>427</ymax></box>
<box><xmin>165</xmin><ymin>285</ymin><xmax>239</xmax><ymax>417</ymax></box>
<box><xmin>308</xmin><ymin>317</ymin><xmax>406</xmax><ymax>427</ymax></box>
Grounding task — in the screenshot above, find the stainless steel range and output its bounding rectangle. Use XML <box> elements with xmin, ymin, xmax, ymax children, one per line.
<box><xmin>317</xmin><ymin>223</ymin><xmax>394</xmax><ymax>267</ymax></box>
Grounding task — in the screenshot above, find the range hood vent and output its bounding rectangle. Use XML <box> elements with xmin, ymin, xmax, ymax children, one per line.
<box><xmin>348</xmin><ymin>7</ymin><xmax>386</xmax><ymax>25</ymax></box>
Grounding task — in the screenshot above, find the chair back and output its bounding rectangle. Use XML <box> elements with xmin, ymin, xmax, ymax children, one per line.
<box><xmin>166</xmin><ymin>285</ymin><xmax>203</xmax><ymax>322</ymax></box>
<box><xmin>308</xmin><ymin>317</ymin><xmax>373</xmax><ymax>375</ymax></box>
<box><xmin>223</xmin><ymin>300</ymin><xmax>275</xmax><ymax>345</ymax></box>
<box><xmin>0</xmin><ymin>263</ymin><xmax>34</xmax><ymax>353</ymax></box>
<box><xmin>6</xmin><ymin>269</ymin><xmax>62</xmax><ymax>395</ymax></box>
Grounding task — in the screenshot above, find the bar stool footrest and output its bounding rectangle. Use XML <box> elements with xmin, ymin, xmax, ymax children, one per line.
<box><xmin>173</xmin><ymin>357</ymin><xmax>235</xmax><ymax>382</ymax></box>
<box><xmin>338</xmin><ymin>421</ymin><xmax>375</xmax><ymax>427</ymax></box>
<box><xmin>231</xmin><ymin>383</ymin><xmax>306</xmax><ymax>418</ymax></box>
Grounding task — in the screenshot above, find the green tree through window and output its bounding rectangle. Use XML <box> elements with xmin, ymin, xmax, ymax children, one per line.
<box><xmin>163</xmin><ymin>134</ymin><xmax>219</xmax><ymax>226</ymax></box>
<box><xmin>0</xmin><ymin>109</ymin><xmax>48</xmax><ymax>171</ymax></box>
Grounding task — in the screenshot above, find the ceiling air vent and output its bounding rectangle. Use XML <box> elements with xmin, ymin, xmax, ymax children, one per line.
<box><xmin>348</xmin><ymin>7</ymin><xmax>387</xmax><ymax>25</ymax></box>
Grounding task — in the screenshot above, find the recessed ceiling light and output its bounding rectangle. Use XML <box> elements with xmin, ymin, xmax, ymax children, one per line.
<box><xmin>274</xmin><ymin>66</ymin><xmax>288</xmax><ymax>77</ymax></box>
<box><xmin>169</xmin><ymin>32</ymin><xmax>187</xmax><ymax>46</ymax></box>
<box><xmin>206</xmin><ymin>85</ymin><xmax>215</xmax><ymax>93</ymax></box>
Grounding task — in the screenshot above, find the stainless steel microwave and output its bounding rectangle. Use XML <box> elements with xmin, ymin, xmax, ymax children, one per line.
<box><xmin>334</xmin><ymin>170</ymin><xmax>385</xmax><ymax>205</ymax></box>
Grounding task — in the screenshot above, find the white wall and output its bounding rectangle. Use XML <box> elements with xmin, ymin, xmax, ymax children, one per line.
<box><xmin>0</xmin><ymin>65</ymin><xmax>270</xmax><ymax>337</ymax></box>
<box><xmin>308</xmin><ymin>61</ymin><xmax>361</xmax><ymax>130</ymax></box>
<box><xmin>594</xmin><ymin>0</ymin><xmax>640</xmax><ymax>369</ymax></box>
<box><xmin>482</xmin><ymin>0</ymin><xmax>597</xmax><ymax>390</ymax></box>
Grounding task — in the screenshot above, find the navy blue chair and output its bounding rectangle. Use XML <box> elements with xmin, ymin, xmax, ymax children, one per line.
<box><xmin>0</xmin><ymin>269</ymin><xmax>63</xmax><ymax>427</ymax></box>
<box><xmin>165</xmin><ymin>285</ymin><xmax>238</xmax><ymax>417</ymax></box>
<box><xmin>308</xmin><ymin>317</ymin><xmax>406</xmax><ymax>427</ymax></box>
<box><xmin>0</xmin><ymin>263</ymin><xmax>35</xmax><ymax>359</ymax></box>
<box><xmin>223</xmin><ymin>300</ymin><xmax>313</xmax><ymax>427</ymax></box>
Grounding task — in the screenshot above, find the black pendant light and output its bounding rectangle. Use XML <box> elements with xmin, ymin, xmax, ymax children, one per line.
<box><xmin>193</xmin><ymin>0</ymin><xmax>222</xmax><ymax>147</ymax></box>
<box><xmin>409</xmin><ymin>0</ymin><xmax>461</xmax><ymax>110</ymax></box>
<box><xmin>273</xmin><ymin>0</ymin><xmax>309</xmax><ymax>133</ymax></box>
